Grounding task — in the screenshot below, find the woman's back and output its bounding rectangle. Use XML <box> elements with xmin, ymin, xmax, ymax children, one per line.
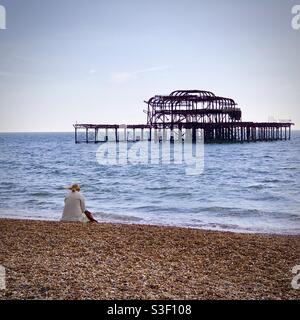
<box><xmin>61</xmin><ymin>191</ymin><xmax>87</xmax><ymax>222</ymax></box>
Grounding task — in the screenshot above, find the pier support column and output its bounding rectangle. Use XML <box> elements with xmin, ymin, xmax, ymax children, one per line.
<box><xmin>260</xmin><ymin>127</ymin><xmax>262</xmax><ymax>141</ymax></box>
<box><xmin>105</xmin><ymin>128</ymin><xmax>108</xmax><ymax>142</ymax></box>
<box><xmin>241</xmin><ymin>126</ymin><xmax>244</xmax><ymax>143</ymax></box>
<box><xmin>252</xmin><ymin>127</ymin><xmax>256</xmax><ymax>141</ymax></box>
<box><xmin>94</xmin><ymin>128</ymin><xmax>98</xmax><ymax>143</ymax></box>
<box><xmin>170</xmin><ymin>129</ymin><xmax>175</xmax><ymax>144</ymax></box>
<box><xmin>285</xmin><ymin>127</ymin><xmax>287</xmax><ymax>140</ymax></box>
<box><xmin>230</xmin><ymin>126</ymin><xmax>233</xmax><ymax>141</ymax></box>
<box><xmin>192</xmin><ymin>127</ymin><xmax>197</xmax><ymax>143</ymax></box>
<box><xmin>86</xmin><ymin>128</ymin><xmax>89</xmax><ymax>143</ymax></box>
<box><xmin>178</xmin><ymin>128</ymin><xmax>183</xmax><ymax>142</ymax></box>
<box><xmin>271</xmin><ymin>127</ymin><xmax>273</xmax><ymax>141</ymax></box>
<box><xmin>246</xmin><ymin>126</ymin><xmax>250</xmax><ymax>142</ymax></box>
<box><xmin>115</xmin><ymin>128</ymin><xmax>118</xmax><ymax>142</ymax></box>
<box><xmin>75</xmin><ymin>127</ymin><xmax>78</xmax><ymax>143</ymax></box>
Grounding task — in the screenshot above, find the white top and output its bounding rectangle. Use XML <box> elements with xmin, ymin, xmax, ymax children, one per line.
<box><xmin>61</xmin><ymin>191</ymin><xmax>88</xmax><ymax>222</ymax></box>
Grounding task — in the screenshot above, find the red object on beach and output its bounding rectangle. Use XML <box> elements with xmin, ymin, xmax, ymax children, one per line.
<box><xmin>84</xmin><ymin>210</ymin><xmax>98</xmax><ymax>223</ymax></box>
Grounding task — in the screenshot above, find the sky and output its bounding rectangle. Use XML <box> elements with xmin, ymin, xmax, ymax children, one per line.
<box><xmin>0</xmin><ymin>0</ymin><xmax>299</xmax><ymax>132</ymax></box>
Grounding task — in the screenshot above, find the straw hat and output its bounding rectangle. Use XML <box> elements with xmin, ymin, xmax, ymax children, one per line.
<box><xmin>67</xmin><ymin>183</ymin><xmax>80</xmax><ymax>192</ymax></box>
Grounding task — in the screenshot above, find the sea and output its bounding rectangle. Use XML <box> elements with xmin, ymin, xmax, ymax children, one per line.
<box><xmin>0</xmin><ymin>131</ymin><xmax>299</xmax><ymax>235</ymax></box>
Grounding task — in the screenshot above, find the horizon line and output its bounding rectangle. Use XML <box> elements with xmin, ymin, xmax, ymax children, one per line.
<box><xmin>1</xmin><ymin>129</ymin><xmax>300</xmax><ymax>134</ymax></box>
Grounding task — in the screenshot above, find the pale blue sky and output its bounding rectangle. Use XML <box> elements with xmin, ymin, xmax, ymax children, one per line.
<box><xmin>0</xmin><ymin>0</ymin><xmax>299</xmax><ymax>131</ymax></box>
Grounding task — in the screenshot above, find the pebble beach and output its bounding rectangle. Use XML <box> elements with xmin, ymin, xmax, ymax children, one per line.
<box><xmin>0</xmin><ymin>218</ymin><xmax>299</xmax><ymax>300</ymax></box>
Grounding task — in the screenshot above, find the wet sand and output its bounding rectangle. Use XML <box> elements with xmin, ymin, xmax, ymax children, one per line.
<box><xmin>0</xmin><ymin>218</ymin><xmax>299</xmax><ymax>300</ymax></box>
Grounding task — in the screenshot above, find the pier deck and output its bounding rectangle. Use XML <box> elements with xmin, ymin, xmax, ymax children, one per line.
<box><xmin>74</xmin><ymin>122</ymin><xmax>293</xmax><ymax>144</ymax></box>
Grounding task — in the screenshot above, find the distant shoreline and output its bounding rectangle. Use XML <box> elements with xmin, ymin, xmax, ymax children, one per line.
<box><xmin>0</xmin><ymin>218</ymin><xmax>299</xmax><ymax>299</ymax></box>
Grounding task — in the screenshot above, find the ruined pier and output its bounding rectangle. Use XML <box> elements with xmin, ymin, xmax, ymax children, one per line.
<box><xmin>74</xmin><ymin>90</ymin><xmax>293</xmax><ymax>143</ymax></box>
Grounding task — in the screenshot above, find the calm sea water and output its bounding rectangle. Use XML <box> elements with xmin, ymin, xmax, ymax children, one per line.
<box><xmin>0</xmin><ymin>132</ymin><xmax>299</xmax><ymax>234</ymax></box>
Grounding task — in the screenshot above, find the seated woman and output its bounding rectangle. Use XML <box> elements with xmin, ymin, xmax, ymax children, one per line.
<box><xmin>61</xmin><ymin>184</ymin><xmax>98</xmax><ymax>223</ymax></box>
